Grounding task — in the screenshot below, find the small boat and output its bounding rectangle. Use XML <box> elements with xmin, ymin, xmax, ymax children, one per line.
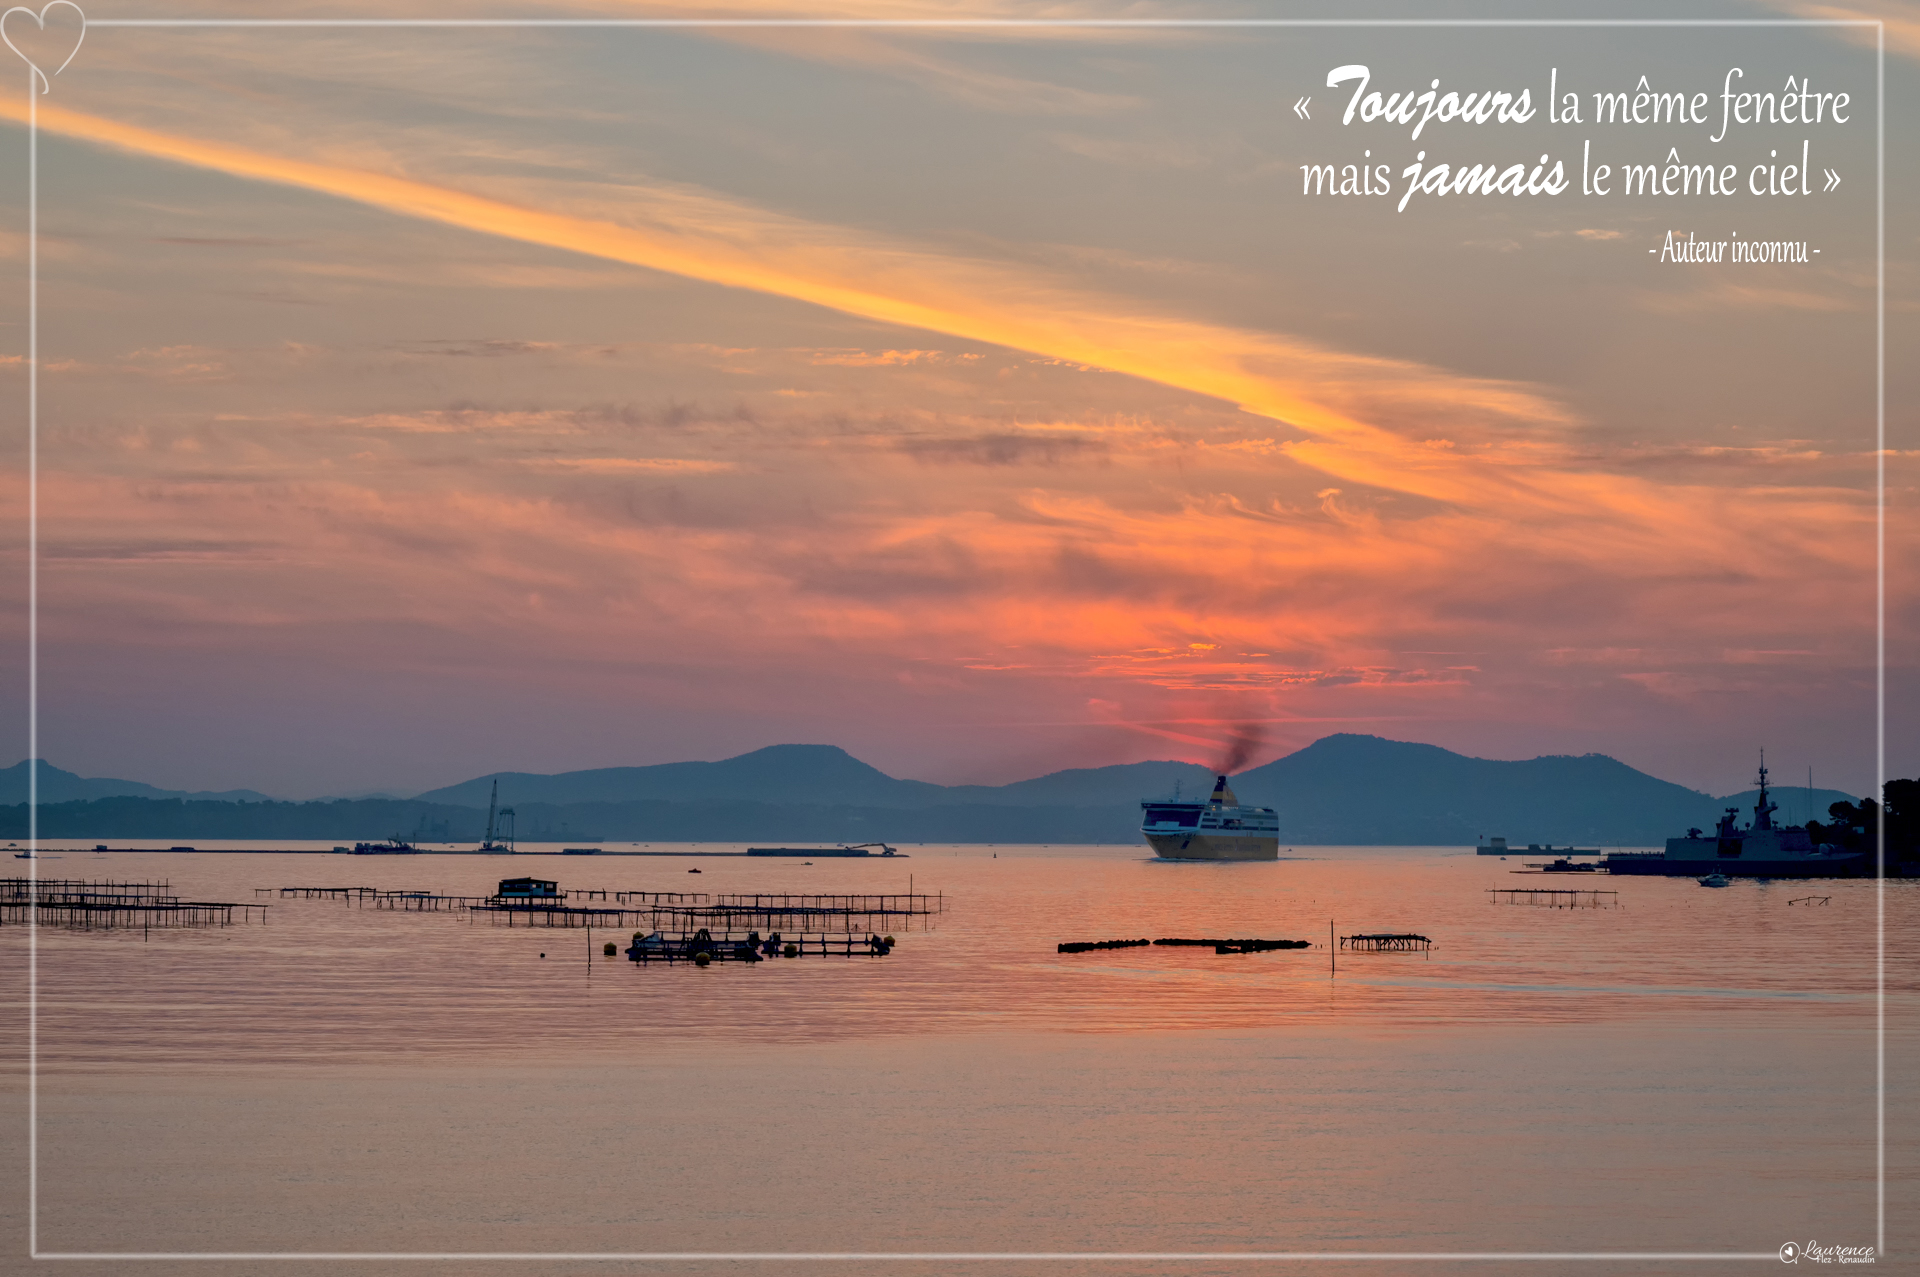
<box><xmin>1698</xmin><ymin>873</ymin><xmax>1730</xmax><ymax>888</ymax></box>
<box><xmin>627</xmin><ymin>931</ymin><xmax>672</xmax><ymax>959</ymax></box>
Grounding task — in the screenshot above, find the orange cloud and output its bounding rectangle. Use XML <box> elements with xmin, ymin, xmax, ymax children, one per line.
<box><xmin>2</xmin><ymin>94</ymin><xmax>1576</xmax><ymax>517</ymax></box>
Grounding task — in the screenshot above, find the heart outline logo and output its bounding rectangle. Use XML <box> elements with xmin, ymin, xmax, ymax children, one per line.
<box><xmin>2</xmin><ymin>2</ymin><xmax>86</xmax><ymax>94</ymax></box>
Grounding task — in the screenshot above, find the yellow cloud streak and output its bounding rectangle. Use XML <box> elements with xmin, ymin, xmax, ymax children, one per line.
<box><xmin>5</xmin><ymin>97</ymin><xmax>1575</xmax><ymax>510</ymax></box>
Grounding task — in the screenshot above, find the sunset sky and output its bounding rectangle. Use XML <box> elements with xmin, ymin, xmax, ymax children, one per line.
<box><xmin>0</xmin><ymin>1</ymin><xmax>1910</xmax><ymax>800</ymax></box>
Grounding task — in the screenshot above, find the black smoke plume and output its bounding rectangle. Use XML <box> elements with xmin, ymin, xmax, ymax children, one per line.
<box><xmin>1216</xmin><ymin>724</ymin><xmax>1267</xmax><ymax>776</ymax></box>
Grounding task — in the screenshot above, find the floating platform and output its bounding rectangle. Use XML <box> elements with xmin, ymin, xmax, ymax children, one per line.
<box><xmin>627</xmin><ymin>928</ymin><xmax>897</xmax><ymax>962</ymax></box>
<box><xmin>1056</xmin><ymin>936</ymin><xmax>1313</xmax><ymax>955</ymax></box>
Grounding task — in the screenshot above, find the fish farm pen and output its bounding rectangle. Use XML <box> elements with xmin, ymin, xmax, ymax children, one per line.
<box><xmin>258</xmin><ymin>887</ymin><xmax>485</xmax><ymax>910</ymax></box>
<box><xmin>263</xmin><ymin>886</ymin><xmax>394</xmax><ymax>900</ymax></box>
<box><xmin>629</xmin><ymin>894</ymin><xmax>939</xmax><ymax>933</ymax></box>
<box><xmin>1487</xmin><ymin>887</ymin><xmax>1620</xmax><ymax>908</ymax></box>
<box><xmin>1339</xmin><ymin>933</ymin><xmax>1434</xmax><ymax>952</ymax></box>
<box><xmin>470</xmin><ymin>892</ymin><xmax>943</xmax><ymax>932</ymax></box>
<box><xmin>263</xmin><ymin>878</ymin><xmax>947</xmax><ymax>958</ymax></box>
<box><xmin>3</xmin><ymin>878</ymin><xmax>268</xmax><ymax>929</ymax></box>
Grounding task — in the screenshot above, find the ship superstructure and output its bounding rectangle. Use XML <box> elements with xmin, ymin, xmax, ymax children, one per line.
<box><xmin>1139</xmin><ymin>775</ymin><xmax>1280</xmax><ymax>861</ymax></box>
<box><xmin>1606</xmin><ymin>756</ymin><xmax>1866</xmax><ymax>878</ymax></box>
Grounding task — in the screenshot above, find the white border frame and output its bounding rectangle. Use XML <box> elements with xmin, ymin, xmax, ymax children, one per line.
<box><xmin>17</xmin><ymin>12</ymin><xmax>1887</xmax><ymax>1265</ymax></box>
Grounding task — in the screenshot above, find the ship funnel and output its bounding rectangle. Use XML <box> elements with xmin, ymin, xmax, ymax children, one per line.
<box><xmin>1211</xmin><ymin>774</ymin><xmax>1239</xmax><ymax>807</ymax></box>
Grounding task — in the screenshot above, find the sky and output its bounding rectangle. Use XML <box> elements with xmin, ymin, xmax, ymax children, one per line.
<box><xmin>0</xmin><ymin>0</ymin><xmax>1912</xmax><ymax>800</ymax></box>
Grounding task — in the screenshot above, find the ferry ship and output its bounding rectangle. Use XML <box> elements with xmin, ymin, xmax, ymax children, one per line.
<box><xmin>1140</xmin><ymin>775</ymin><xmax>1280</xmax><ymax>861</ymax></box>
<box><xmin>1605</xmin><ymin>759</ymin><xmax>1867</xmax><ymax>879</ymax></box>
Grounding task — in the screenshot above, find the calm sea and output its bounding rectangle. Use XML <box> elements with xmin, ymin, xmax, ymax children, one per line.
<box><xmin>2</xmin><ymin>843</ymin><xmax>1913</xmax><ymax>1274</ymax></box>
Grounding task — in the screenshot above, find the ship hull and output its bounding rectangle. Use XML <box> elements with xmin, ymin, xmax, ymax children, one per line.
<box><xmin>1145</xmin><ymin>832</ymin><xmax>1279</xmax><ymax>861</ymax></box>
<box><xmin>1605</xmin><ymin>855</ymin><xmax>1867</xmax><ymax>879</ymax></box>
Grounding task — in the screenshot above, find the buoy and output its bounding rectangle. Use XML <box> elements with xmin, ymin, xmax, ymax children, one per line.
<box><xmin>693</xmin><ymin>951</ymin><xmax>711</xmax><ymax>967</ymax></box>
<box><xmin>602</xmin><ymin>941</ymin><xmax>616</xmax><ymax>956</ymax></box>
<box><xmin>539</xmin><ymin>953</ymin><xmax>545</xmax><ymax>959</ymax></box>
<box><xmin>783</xmin><ymin>943</ymin><xmax>798</xmax><ymax>958</ymax></box>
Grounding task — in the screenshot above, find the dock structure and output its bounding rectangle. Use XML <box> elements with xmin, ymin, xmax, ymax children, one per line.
<box><xmin>633</xmin><ymin>892</ymin><xmax>942</xmax><ymax>934</ymax></box>
<box><xmin>12</xmin><ymin>878</ymin><xmax>175</xmax><ymax>904</ymax></box>
<box><xmin>2</xmin><ymin>877</ymin><xmax>266</xmax><ymax>929</ymax></box>
<box><xmin>1339</xmin><ymin>932</ymin><xmax>1433</xmax><ymax>952</ymax></box>
<box><xmin>265</xmin><ymin>886</ymin><xmax>491</xmax><ymax>908</ymax></box>
<box><xmin>1487</xmin><ymin>887</ymin><xmax>1619</xmax><ymax>908</ymax></box>
<box><xmin>468</xmin><ymin>894</ymin><xmax>943</xmax><ymax>931</ymax></box>
<box><xmin>470</xmin><ymin>902</ymin><xmax>651</xmax><ymax>927</ymax></box>
<box><xmin>713</xmin><ymin>892</ymin><xmax>938</xmax><ymax>913</ymax></box>
<box><xmin>258</xmin><ymin>878</ymin><xmax>947</xmax><ymax>944</ymax></box>
<box><xmin>369</xmin><ymin>891</ymin><xmax>493</xmax><ymax>912</ymax></box>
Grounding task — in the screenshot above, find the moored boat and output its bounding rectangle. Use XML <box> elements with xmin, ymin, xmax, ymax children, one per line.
<box><xmin>351</xmin><ymin>836</ymin><xmax>420</xmax><ymax>854</ymax></box>
<box><xmin>1477</xmin><ymin>837</ymin><xmax>1602</xmax><ymax>856</ymax></box>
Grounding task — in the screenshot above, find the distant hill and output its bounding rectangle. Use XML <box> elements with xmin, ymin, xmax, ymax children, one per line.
<box><xmin>3</xmin><ymin>738</ymin><xmax>1863</xmax><ymax>845</ymax></box>
<box><xmin>0</xmin><ymin>759</ymin><xmax>271</xmax><ymax>806</ymax></box>
<box><xmin>411</xmin><ymin>747</ymin><xmax>1221</xmax><ymax>812</ymax></box>
<box><xmin>409</xmin><ymin>744</ymin><xmax>950</xmax><ymax>809</ymax></box>
<box><xmin>1225</xmin><ymin>735</ymin><xmax>1858</xmax><ymax>846</ymax></box>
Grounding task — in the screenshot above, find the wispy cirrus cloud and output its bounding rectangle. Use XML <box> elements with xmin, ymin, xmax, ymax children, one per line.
<box><xmin>5</xmin><ymin>97</ymin><xmax>1570</xmax><ymax>491</ymax></box>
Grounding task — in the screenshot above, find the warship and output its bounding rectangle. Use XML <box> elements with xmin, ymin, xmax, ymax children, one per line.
<box><xmin>1605</xmin><ymin>758</ymin><xmax>1866</xmax><ymax>878</ymax></box>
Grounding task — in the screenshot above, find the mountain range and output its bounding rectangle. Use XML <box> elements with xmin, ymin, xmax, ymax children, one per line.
<box><xmin>0</xmin><ymin>736</ymin><xmax>1860</xmax><ymax>845</ymax></box>
<box><xmin>0</xmin><ymin>760</ymin><xmax>271</xmax><ymax>806</ymax></box>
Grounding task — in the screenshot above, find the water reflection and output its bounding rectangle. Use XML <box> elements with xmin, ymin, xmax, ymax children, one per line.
<box><xmin>3</xmin><ymin>846</ymin><xmax>1908</xmax><ymax>1066</ymax></box>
